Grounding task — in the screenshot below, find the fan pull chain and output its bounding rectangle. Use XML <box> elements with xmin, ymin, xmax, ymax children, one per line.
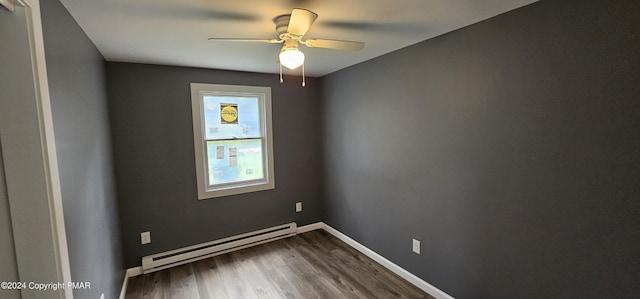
<box><xmin>279</xmin><ymin>64</ymin><xmax>284</xmax><ymax>83</ymax></box>
<box><xmin>302</xmin><ymin>63</ymin><xmax>306</xmax><ymax>87</ymax></box>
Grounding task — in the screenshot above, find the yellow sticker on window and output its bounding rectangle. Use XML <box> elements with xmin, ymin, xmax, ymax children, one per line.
<box><xmin>220</xmin><ymin>104</ymin><xmax>238</xmax><ymax>124</ymax></box>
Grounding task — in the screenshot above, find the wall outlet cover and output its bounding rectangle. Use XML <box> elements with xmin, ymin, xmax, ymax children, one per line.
<box><xmin>296</xmin><ymin>202</ymin><xmax>302</xmax><ymax>212</ymax></box>
<box><xmin>141</xmin><ymin>231</ymin><xmax>151</xmax><ymax>245</ymax></box>
<box><xmin>412</xmin><ymin>239</ymin><xmax>420</xmax><ymax>254</ymax></box>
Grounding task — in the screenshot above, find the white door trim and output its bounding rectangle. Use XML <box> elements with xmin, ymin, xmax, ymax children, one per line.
<box><xmin>7</xmin><ymin>0</ymin><xmax>72</xmax><ymax>297</ymax></box>
<box><xmin>1</xmin><ymin>0</ymin><xmax>15</xmax><ymax>12</ymax></box>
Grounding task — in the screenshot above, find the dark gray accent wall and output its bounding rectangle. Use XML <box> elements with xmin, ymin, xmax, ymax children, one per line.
<box><xmin>0</xmin><ymin>142</ymin><xmax>18</xmax><ymax>299</ymax></box>
<box><xmin>106</xmin><ymin>62</ymin><xmax>323</xmax><ymax>267</ymax></box>
<box><xmin>321</xmin><ymin>1</ymin><xmax>640</xmax><ymax>298</ymax></box>
<box><xmin>41</xmin><ymin>1</ymin><xmax>124</xmax><ymax>298</ymax></box>
<box><xmin>0</xmin><ymin>8</ymin><xmax>26</xmax><ymax>299</ymax></box>
<box><xmin>0</xmin><ymin>143</ymin><xmax>19</xmax><ymax>299</ymax></box>
<box><xmin>2</xmin><ymin>5</ymin><xmax>71</xmax><ymax>298</ymax></box>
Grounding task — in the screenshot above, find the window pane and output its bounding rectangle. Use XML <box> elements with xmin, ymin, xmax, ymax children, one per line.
<box><xmin>203</xmin><ymin>95</ymin><xmax>261</xmax><ymax>140</ymax></box>
<box><xmin>192</xmin><ymin>83</ymin><xmax>273</xmax><ymax>199</ymax></box>
<box><xmin>206</xmin><ymin>139</ymin><xmax>264</xmax><ymax>186</ymax></box>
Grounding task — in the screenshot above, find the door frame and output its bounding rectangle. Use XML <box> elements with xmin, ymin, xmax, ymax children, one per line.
<box><xmin>1</xmin><ymin>0</ymin><xmax>72</xmax><ymax>298</ymax></box>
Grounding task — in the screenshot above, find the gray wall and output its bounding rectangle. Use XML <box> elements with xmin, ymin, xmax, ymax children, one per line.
<box><xmin>0</xmin><ymin>144</ymin><xmax>18</xmax><ymax>299</ymax></box>
<box><xmin>40</xmin><ymin>1</ymin><xmax>124</xmax><ymax>298</ymax></box>
<box><xmin>106</xmin><ymin>62</ymin><xmax>324</xmax><ymax>267</ymax></box>
<box><xmin>1</xmin><ymin>5</ymin><xmax>66</xmax><ymax>298</ymax></box>
<box><xmin>0</xmin><ymin>8</ymin><xmax>25</xmax><ymax>299</ymax></box>
<box><xmin>321</xmin><ymin>0</ymin><xmax>640</xmax><ymax>298</ymax></box>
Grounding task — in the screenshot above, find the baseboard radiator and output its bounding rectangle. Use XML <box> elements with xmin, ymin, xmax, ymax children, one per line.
<box><xmin>142</xmin><ymin>222</ymin><xmax>297</xmax><ymax>274</ymax></box>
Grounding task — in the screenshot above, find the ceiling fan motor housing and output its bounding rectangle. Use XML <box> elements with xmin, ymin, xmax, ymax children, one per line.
<box><xmin>274</xmin><ymin>15</ymin><xmax>290</xmax><ymax>34</ymax></box>
<box><xmin>274</xmin><ymin>14</ymin><xmax>299</xmax><ymax>40</ymax></box>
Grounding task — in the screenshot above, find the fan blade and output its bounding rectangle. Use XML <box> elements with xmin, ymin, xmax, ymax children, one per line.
<box><xmin>303</xmin><ymin>39</ymin><xmax>364</xmax><ymax>51</ymax></box>
<box><xmin>208</xmin><ymin>38</ymin><xmax>282</xmax><ymax>44</ymax></box>
<box><xmin>287</xmin><ymin>8</ymin><xmax>318</xmax><ymax>37</ymax></box>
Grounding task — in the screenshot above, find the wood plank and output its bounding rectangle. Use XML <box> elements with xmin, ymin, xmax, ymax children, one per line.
<box><xmin>125</xmin><ymin>230</ymin><xmax>435</xmax><ymax>299</ymax></box>
<box><xmin>213</xmin><ymin>252</ymin><xmax>260</xmax><ymax>299</ymax></box>
<box><xmin>322</xmin><ymin>230</ymin><xmax>433</xmax><ymax>298</ymax></box>
<box><xmin>141</xmin><ymin>270</ymin><xmax>169</xmax><ymax>299</ymax></box>
<box><xmin>226</xmin><ymin>245</ymin><xmax>288</xmax><ymax>298</ymax></box>
<box><xmin>193</xmin><ymin>258</ymin><xmax>230</xmax><ymax>299</ymax></box>
<box><xmin>287</xmin><ymin>234</ymin><xmax>375</xmax><ymax>298</ymax></box>
<box><xmin>124</xmin><ymin>275</ymin><xmax>144</xmax><ymax>298</ymax></box>
<box><xmin>169</xmin><ymin>264</ymin><xmax>199</xmax><ymax>299</ymax></box>
<box><xmin>235</xmin><ymin>255</ymin><xmax>287</xmax><ymax>299</ymax></box>
<box><xmin>262</xmin><ymin>265</ymin><xmax>304</xmax><ymax>299</ymax></box>
<box><xmin>251</xmin><ymin>242</ymin><xmax>307</xmax><ymax>298</ymax></box>
<box><xmin>303</xmin><ymin>230</ymin><xmax>431</xmax><ymax>298</ymax></box>
<box><xmin>263</xmin><ymin>241</ymin><xmax>344</xmax><ymax>299</ymax></box>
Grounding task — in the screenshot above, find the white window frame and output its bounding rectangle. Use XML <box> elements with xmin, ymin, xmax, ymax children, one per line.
<box><xmin>190</xmin><ymin>83</ymin><xmax>275</xmax><ymax>199</ymax></box>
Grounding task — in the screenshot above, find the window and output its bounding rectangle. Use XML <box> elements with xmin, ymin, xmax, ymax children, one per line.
<box><xmin>190</xmin><ymin>83</ymin><xmax>274</xmax><ymax>199</ymax></box>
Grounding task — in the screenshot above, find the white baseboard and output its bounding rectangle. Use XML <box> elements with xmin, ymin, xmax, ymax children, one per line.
<box><xmin>119</xmin><ymin>222</ymin><xmax>454</xmax><ymax>299</ymax></box>
<box><xmin>119</xmin><ymin>266</ymin><xmax>142</xmax><ymax>299</ymax></box>
<box><xmin>318</xmin><ymin>223</ymin><xmax>454</xmax><ymax>299</ymax></box>
<box><xmin>296</xmin><ymin>222</ymin><xmax>323</xmax><ymax>233</ymax></box>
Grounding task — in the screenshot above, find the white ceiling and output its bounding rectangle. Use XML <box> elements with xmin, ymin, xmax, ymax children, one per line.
<box><xmin>59</xmin><ymin>0</ymin><xmax>537</xmax><ymax>77</ymax></box>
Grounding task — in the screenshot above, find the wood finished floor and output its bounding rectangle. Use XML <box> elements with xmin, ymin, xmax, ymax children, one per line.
<box><xmin>125</xmin><ymin>229</ymin><xmax>434</xmax><ymax>299</ymax></box>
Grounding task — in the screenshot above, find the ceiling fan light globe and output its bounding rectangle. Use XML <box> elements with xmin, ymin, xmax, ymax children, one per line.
<box><xmin>279</xmin><ymin>49</ymin><xmax>305</xmax><ymax>70</ymax></box>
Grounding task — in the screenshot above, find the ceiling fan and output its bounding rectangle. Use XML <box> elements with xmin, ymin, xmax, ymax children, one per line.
<box><xmin>208</xmin><ymin>8</ymin><xmax>365</xmax><ymax>86</ymax></box>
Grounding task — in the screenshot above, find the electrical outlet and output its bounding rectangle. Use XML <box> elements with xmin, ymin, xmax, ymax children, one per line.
<box><xmin>295</xmin><ymin>202</ymin><xmax>302</xmax><ymax>212</ymax></box>
<box><xmin>412</xmin><ymin>239</ymin><xmax>420</xmax><ymax>254</ymax></box>
<box><xmin>141</xmin><ymin>231</ymin><xmax>151</xmax><ymax>245</ymax></box>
